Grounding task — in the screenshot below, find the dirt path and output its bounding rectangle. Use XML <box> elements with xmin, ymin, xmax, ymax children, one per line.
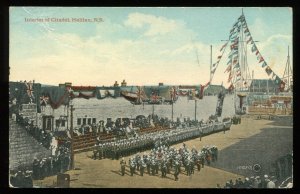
<box><xmin>34</xmin><ymin>117</ymin><xmax>291</xmax><ymax>188</ymax></box>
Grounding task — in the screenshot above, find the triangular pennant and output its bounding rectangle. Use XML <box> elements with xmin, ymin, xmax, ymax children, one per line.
<box><xmin>220</xmin><ymin>42</ymin><xmax>228</xmax><ymax>52</ymax></box>
<box><xmin>246</xmin><ymin>37</ymin><xmax>253</xmax><ymax>44</ymax></box>
<box><xmin>251</xmin><ymin>44</ymin><xmax>257</xmax><ymax>53</ymax></box>
<box><xmin>259</xmin><ymin>56</ymin><xmax>264</xmax><ymax>63</ymax></box>
<box><xmin>224</xmin><ymin>64</ymin><xmax>232</xmax><ymax>73</ymax></box>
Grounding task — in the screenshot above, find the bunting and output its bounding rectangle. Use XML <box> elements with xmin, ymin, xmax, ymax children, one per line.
<box><xmin>259</xmin><ymin>56</ymin><xmax>264</xmax><ymax>63</ymax></box>
<box><xmin>261</xmin><ymin>61</ymin><xmax>267</xmax><ymax>68</ymax></box>
<box><xmin>224</xmin><ymin>64</ymin><xmax>232</xmax><ymax>73</ymax></box>
<box><xmin>220</xmin><ymin>42</ymin><xmax>228</xmax><ymax>52</ymax></box>
<box><xmin>251</xmin><ymin>44</ymin><xmax>257</xmax><ymax>53</ymax></box>
<box><xmin>265</xmin><ymin>66</ymin><xmax>273</xmax><ymax>76</ymax></box>
<box><xmin>246</xmin><ymin>37</ymin><xmax>252</xmax><ymax>44</ymax></box>
<box><xmin>227</xmin><ymin>71</ymin><xmax>233</xmax><ymax>83</ymax></box>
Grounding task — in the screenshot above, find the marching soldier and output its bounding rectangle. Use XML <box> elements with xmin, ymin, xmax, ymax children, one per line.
<box><xmin>174</xmin><ymin>161</ymin><xmax>180</xmax><ymax>181</ymax></box>
<box><xmin>161</xmin><ymin>160</ymin><xmax>167</xmax><ymax>178</ymax></box>
<box><xmin>129</xmin><ymin>158</ymin><xmax>136</xmax><ymax>176</ymax></box>
<box><xmin>140</xmin><ymin>160</ymin><xmax>146</xmax><ymax>176</ymax></box>
<box><xmin>120</xmin><ymin>158</ymin><xmax>126</xmax><ymax>176</ymax></box>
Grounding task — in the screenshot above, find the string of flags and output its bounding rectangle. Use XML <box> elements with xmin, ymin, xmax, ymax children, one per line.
<box><xmin>223</xmin><ymin>13</ymin><xmax>285</xmax><ymax>91</ymax></box>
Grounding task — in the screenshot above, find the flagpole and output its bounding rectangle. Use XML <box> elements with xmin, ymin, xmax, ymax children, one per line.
<box><xmin>194</xmin><ymin>99</ymin><xmax>197</xmax><ymax>121</ymax></box>
<box><xmin>210</xmin><ymin>45</ymin><xmax>212</xmax><ymax>81</ymax></box>
<box><xmin>171</xmin><ymin>101</ymin><xmax>174</xmax><ymax>122</ymax></box>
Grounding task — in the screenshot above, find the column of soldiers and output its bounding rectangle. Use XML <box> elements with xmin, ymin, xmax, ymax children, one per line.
<box><xmin>92</xmin><ymin>121</ymin><xmax>220</xmax><ymax>161</ymax></box>
<box><xmin>118</xmin><ymin>143</ymin><xmax>218</xmax><ymax>181</ymax></box>
<box><xmin>92</xmin><ymin>135</ymin><xmax>154</xmax><ymax>160</ymax></box>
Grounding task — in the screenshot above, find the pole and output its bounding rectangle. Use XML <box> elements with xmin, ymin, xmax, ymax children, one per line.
<box><xmin>67</xmin><ymin>105</ymin><xmax>69</xmax><ymax>130</ymax></box>
<box><xmin>171</xmin><ymin>101</ymin><xmax>174</xmax><ymax>122</ymax></box>
<box><xmin>287</xmin><ymin>46</ymin><xmax>290</xmax><ymax>90</ymax></box>
<box><xmin>252</xmin><ymin>70</ymin><xmax>254</xmax><ymax>92</ymax></box>
<box><xmin>152</xmin><ymin>104</ymin><xmax>154</xmax><ymax>116</ymax></box>
<box><xmin>70</xmin><ymin>103</ymin><xmax>75</xmax><ymax>169</ymax></box>
<box><xmin>194</xmin><ymin>100</ymin><xmax>197</xmax><ymax>121</ymax></box>
<box><xmin>210</xmin><ymin>45</ymin><xmax>212</xmax><ymax>81</ymax></box>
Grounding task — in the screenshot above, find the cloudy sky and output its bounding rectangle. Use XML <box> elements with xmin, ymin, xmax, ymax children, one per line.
<box><xmin>9</xmin><ymin>7</ymin><xmax>292</xmax><ymax>87</ymax></box>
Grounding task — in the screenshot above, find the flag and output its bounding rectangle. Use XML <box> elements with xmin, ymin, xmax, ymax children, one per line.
<box><xmin>274</xmin><ymin>76</ymin><xmax>281</xmax><ymax>84</ymax></box>
<box><xmin>245</xmin><ymin>31</ymin><xmax>251</xmax><ymax>37</ymax></box>
<box><xmin>235</xmin><ymin>76</ymin><xmax>241</xmax><ymax>83</ymax></box>
<box><xmin>244</xmin><ymin>28</ymin><xmax>249</xmax><ymax>33</ymax></box>
<box><xmin>198</xmin><ymin>82</ymin><xmax>210</xmax><ymax>99</ymax></box>
<box><xmin>246</xmin><ymin>37</ymin><xmax>252</xmax><ymax>44</ymax></box>
<box><xmin>220</xmin><ymin>42</ymin><xmax>228</xmax><ymax>52</ymax></box>
<box><xmin>230</xmin><ymin>27</ymin><xmax>235</xmax><ymax>34</ymax></box>
<box><xmin>232</xmin><ymin>58</ymin><xmax>238</xmax><ymax>65</ymax></box>
<box><xmin>251</xmin><ymin>44</ymin><xmax>257</xmax><ymax>53</ymax></box>
<box><xmin>271</xmin><ymin>72</ymin><xmax>277</xmax><ymax>79</ymax></box>
<box><xmin>259</xmin><ymin>56</ymin><xmax>264</xmax><ymax>63</ymax></box>
<box><xmin>212</xmin><ymin>62</ymin><xmax>217</xmax><ymax>67</ymax></box>
<box><xmin>227</xmin><ymin>72</ymin><xmax>233</xmax><ymax>83</ymax></box>
<box><xmin>236</xmin><ymin>71</ymin><xmax>241</xmax><ymax>77</ymax></box>
<box><xmin>229</xmin><ymin>32</ymin><xmax>238</xmax><ymax>39</ymax></box>
<box><xmin>265</xmin><ymin>66</ymin><xmax>273</xmax><ymax>76</ymax></box>
<box><xmin>224</xmin><ymin>64</ymin><xmax>232</xmax><ymax>73</ymax></box>
<box><xmin>211</xmin><ymin>68</ymin><xmax>216</xmax><ymax>74</ymax></box>
<box><xmin>233</xmin><ymin>21</ymin><xmax>239</xmax><ymax>28</ymax></box>
<box><xmin>227</xmin><ymin>58</ymin><xmax>232</xmax><ymax>65</ymax></box>
<box><xmin>255</xmin><ymin>50</ymin><xmax>260</xmax><ymax>56</ymax></box>
<box><xmin>229</xmin><ymin>50</ymin><xmax>238</xmax><ymax>58</ymax></box>
<box><xmin>233</xmin><ymin>63</ymin><xmax>240</xmax><ymax>69</ymax></box>
<box><xmin>217</xmin><ymin>55</ymin><xmax>222</xmax><ymax>59</ymax></box>
<box><xmin>40</xmin><ymin>95</ymin><xmax>49</xmax><ymax>106</ymax></box>
<box><xmin>238</xmin><ymin>15</ymin><xmax>244</xmax><ymax>21</ymax></box>
<box><xmin>261</xmin><ymin>61</ymin><xmax>267</xmax><ymax>68</ymax></box>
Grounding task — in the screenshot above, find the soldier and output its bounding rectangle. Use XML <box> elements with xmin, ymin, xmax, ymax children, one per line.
<box><xmin>140</xmin><ymin>159</ymin><xmax>146</xmax><ymax>176</ymax></box>
<box><xmin>161</xmin><ymin>160</ymin><xmax>167</xmax><ymax>178</ymax></box>
<box><xmin>150</xmin><ymin>158</ymin><xmax>156</xmax><ymax>176</ymax></box>
<box><xmin>173</xmin><ymin>161</ymin><xmax>180</xmax><ymax>181</ymax></box>
<box><xmin>146</xmin><ymin>157</ymin><xmax>151</xmax><ymax>175</ymax></box>
<box><xmin>120</xmin><ymin>158</ymin><xmax>126</xmax><ymax>176</ymax></box>
<box><xmin>190</xmin><ymin>158</ymin><xmax>195</xmax><ymax>175</ymax></box>
<box><xmin>129</xmin><ymin>158</ymin><xmax>136</xmax><ymax>176</ymax></box>
<box><xmin>98</xmin><ymin>143</ymin><xmax>103</xmax><ymax>160</ymax></box>
<box><xmin>196</xmin><ymin>155</ymin><xmax>201</xmax><ymax>171</ymax></box>
<box><xmin>93</xmin><ymin>144</ymin><xmax>98</xmax><ymax>160</ymax></box>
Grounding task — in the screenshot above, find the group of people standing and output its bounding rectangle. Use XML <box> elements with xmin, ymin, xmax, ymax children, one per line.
<box><xmin>219</xmin><ymin>174</ymin><xmax>277</xmax><ymax>188</ymax></box>
<box><xmin>119</xmin><ymin>143</ymin><xmax>218</xmax><ymax>181</ymax></box>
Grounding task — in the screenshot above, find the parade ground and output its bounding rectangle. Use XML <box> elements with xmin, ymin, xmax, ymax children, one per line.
<box><xmin>34</xmin><ymin>116</ymin><xmax>293</xmax><ymax>188</ymax></box>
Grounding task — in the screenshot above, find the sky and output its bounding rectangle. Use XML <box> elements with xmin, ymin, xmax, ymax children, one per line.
<box><xmin>9</xmin><ymin>7</ymin><xmax>293</xmax><ymax>87</ymax></box>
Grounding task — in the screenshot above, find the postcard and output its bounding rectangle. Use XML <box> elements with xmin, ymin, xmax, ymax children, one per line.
<box><xmin>9</xmin><ymin>7</ymin><xmax>293</xmax><ymax>188</ymax></box>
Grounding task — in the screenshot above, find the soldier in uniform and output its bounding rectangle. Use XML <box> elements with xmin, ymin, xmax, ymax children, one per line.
<box><xmin>173</xmin><ymin>161</ymin><xmax>180</xmax><ymax>181</ymax></box>
<box><xmin>129</xmin><ymin>158</ymin><xmax>136</xmax><ymax>176</ymax></box>
<box><xmin>98</xmin><ymin>143</ymin><xmax>103</xmax><ymax>160</ymax></box>
<box><xmin>93</xmin><ymin>144</ymin><xmax>98</xmax><ymax>160</ymax></box>
<box><xmin>161</xmin><ymin>159</ymin><xmax>167</xmax><ymax>178</ymax></box>
<box><xmin>146</xmin><ymin>156</ymin><xmax>151</xmax><ymax>175</ymax></box>
<box><xmin>120</xmin><ymin>158</ymin><xmax>126</xmax><ymax>176</ymax></box>
<box><xmin>140</xmin><ymin>159</ymin><xmax>146</xmax><ymax>176</ymax></box>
